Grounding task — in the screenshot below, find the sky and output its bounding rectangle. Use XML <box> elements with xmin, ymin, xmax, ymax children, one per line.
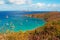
<box><xmin>0</xmin><ymin>0</ymin><xmax>60</xmax><ymax>11</ymax></box>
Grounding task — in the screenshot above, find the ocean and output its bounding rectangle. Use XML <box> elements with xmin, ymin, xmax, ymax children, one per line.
<box><xmin>0</xmin><ymin>11</ymin><xmax>45</xmax><ymax>33</ymax></box>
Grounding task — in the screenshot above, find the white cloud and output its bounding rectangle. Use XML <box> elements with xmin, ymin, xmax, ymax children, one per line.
<box><xmin>0</xmin><ymin>0</ymin><xmax>60</xmax><ymax>11</ymax></box>
<box><xmin>31</xmin><ymin>3</ymin><xmax>45</xmax><ymax>7</ymax></box>
<box><xmin>8</xmin><ymin>0</ymin><xmax>32</xmax><ymax>5</ymax></box>
<box><xmin>31</xmin><ymin>3</ymin><xmax>47</xmax><ymax>9</ymax></box>
<box><xmin>0</xmin><ymin>0</ymin><xmax>5</xmax><ymax>4</ymax></box>
<box><xmin>29</xmin><ymin>3</ymin><xmax>60</xmax><ymax>11</ymax></box>
<box><xmin>9</xmin><ymin>0</ymin><xmax>15</xmax><ymax>3</ymax></box>
<box><xmin>9</xmin><ymin>0</ymin><xmax>26</xmax><ymax>4</ymax></box>
<box><xmin>31</xmin><ymin>3</ymin><xmax>60</xmax><ymax>8</ymax></box>
<box><xmin>35</xmin><ymin>3</ymin><xmax>45</xmax><ymax>7</ymax></box>
<box><xmin>15</xmin><ymin>0</ymin><xmax>26</xmax><ymax>4</ymax></box>
<box><xmin>51</xmin><ymin>4</ymin><xmax>57</xmax><ymax>7</ymax></box>
<box><xmin>47</xmin><ymin>4</ymin><xmax>59</xmax><ymax>8</ymax></box>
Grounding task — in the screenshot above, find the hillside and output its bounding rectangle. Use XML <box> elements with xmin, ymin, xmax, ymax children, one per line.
<box><xmin>25</xmin><ymin>12</ymin><xmax>60</xmax><ymax>21</ymax></box>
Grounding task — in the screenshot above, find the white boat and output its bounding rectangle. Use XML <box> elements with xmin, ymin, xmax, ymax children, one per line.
<box><xmin>6</xmin><ymin>23</ymin><xmax>9</xmax><ymax>25</ymax></box>
<box><xmin>6</xmin><ymin>15</ymin><xmax>9</xmax><ymax>18</ymax></box>
<box><xmin>26</xmin><ymin>20</ymin><xmax>28</xmax><ymax>22</ymax></box>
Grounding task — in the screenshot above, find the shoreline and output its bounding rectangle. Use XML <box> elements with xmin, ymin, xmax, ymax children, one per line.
<box><xmin>0</xmin><ymin>12</ymin><xmax>60</xmax><ymax>40</ymax></box>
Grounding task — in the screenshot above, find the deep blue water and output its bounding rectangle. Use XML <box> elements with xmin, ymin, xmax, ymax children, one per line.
<box><xmin>0</xmin><ymin>11</ymin><xmax>45</xmax><ymax>32</ymax></box>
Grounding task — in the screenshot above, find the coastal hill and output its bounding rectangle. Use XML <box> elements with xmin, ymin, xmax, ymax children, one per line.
<box><xmin>25</xmin><ymin>12</ymin><xmax>60</xmax><ymax>21</ymax></box>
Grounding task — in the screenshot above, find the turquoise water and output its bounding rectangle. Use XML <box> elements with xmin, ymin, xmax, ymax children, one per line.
<box><xmin>0</xmin><ymin>15</ymin><xmax>45</xmax><ymax>32</ymax></box>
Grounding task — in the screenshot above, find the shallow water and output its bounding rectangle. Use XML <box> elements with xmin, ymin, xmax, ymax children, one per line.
<box><xmin>0</xmin><ymin>15</ymin><xmax>45</xmax><ymax>32</ymax></box>
<box><xmin>0</xmin><ymin>11</ymin><xmax>45</xmax><ymax>32</ymax></box>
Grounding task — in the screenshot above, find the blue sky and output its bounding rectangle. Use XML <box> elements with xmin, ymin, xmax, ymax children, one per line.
<box><xmin>0</xmin><ymin>0</ymin><xmax>60</xmax><ymax>11</ymax></box>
